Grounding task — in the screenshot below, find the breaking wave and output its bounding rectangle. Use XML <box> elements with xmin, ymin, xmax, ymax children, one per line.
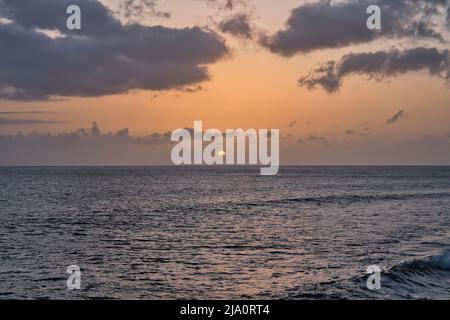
<box><xmin>286</xmin><ymin>251</ymin><xmax>450</xmax><ymax>300</ymax></box>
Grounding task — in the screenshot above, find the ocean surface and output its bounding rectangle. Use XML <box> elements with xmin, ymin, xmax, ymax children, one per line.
<box><xmin>0</xmin><ymin>166</ymin><xmax>449</xmax><ymax>300</ymax></box>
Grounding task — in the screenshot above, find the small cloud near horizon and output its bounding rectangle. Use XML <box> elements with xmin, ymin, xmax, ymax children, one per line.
<box><xmin>288</xmin><ymin>120</ymin><xmax>297</xmax><ymax>128</ymax></box>
<box><xmin>387</xmin><ymin>110</ymin><xmax>407</xmax><ymax>125</ymax></box>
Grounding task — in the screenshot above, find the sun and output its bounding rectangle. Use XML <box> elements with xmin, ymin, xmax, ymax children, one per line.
<box><xmin>218</xmin><ymin>150</ymin><xmax>226</xmax><ymax>157</ymax></box>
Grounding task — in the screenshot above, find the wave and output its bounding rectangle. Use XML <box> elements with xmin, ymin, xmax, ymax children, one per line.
<box><xmin>265</xmin><ymin>191</ymin><xmax>450</xmax><ymax>207</ymax></box>
<box><xmin>424</xmin><ymin>251</ymin><xmax>450</xmax><ymax>270</ymax></box>
<box><xmin>388</xmin><ymin>251</ymin><xmax>450</xmax><ymax>274</ymax></box>
<box><xmin>156</xmin><ymin>191</ymin><xmax>450</xmax><ymax>213</ymax></box>
<box><xmin>285</xmin><ymin>251</ymin><xmax>450</xmax><ymax>300</ymax></box>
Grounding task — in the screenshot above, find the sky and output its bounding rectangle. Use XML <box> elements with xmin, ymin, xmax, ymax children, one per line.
<box><xmin>0</xmin><ymin>0</ymin><xmax>449</xmax><ymax>165</ymax></box>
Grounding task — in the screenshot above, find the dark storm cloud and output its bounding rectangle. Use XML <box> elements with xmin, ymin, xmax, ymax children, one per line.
<box><xmin>219</xmin><ymin>14</ymin><xmax>253</xmax><ymax>39</ymax></box>
<box><xmin>260</xmin><ymin>0</ymin><xmax>447</xmax><ymax>56</ymax></box>
<box><xmin>0</xmin><ymin>0</ymin><xmax>229</xmax><ymax>101</ymax></box>
<box><xmin>387</xmin><ymin>110</ymin><xmax>407</xmax><ymax>124</ymax></box>
<box><xmin>298</xmin><ymin>47</ymin><xmax>450</xmax><ymax>92</ymax></box>
<box><xmin>0</xmin><ymin>0</ymin><xmax>120</xmax><ymax>35</ymax></box>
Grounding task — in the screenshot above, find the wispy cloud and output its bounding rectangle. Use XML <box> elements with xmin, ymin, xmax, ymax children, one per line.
<box><xmin>202</xmin><ymin>0</ymin><xmax>252</xmax><ymax>11</ymax></box>
<box><xmin>0</xmin><ymin>117</ymin><xmax>63</xmax><ymax>125</ymax></box>
<box><xmin>298</xmin><ymin>47</ymin><xmax>450</xmax><ymax>93</ymax></box>
<box><xmin>345</xmin><ymin>128</ymin><xmax>369</xmax><ymax>137</ymax></box>
<box><xmin>387</xmin><ymin>110</ymin><xmax>407</xmax><ymax>125</ymax></box>
<box><xmin>177</xmin><ymin>85</ymin><xmax>206</xmax><ymax>93</ymax></box>
<box><xmin>0</xmin><ymin>111</ymin><xmax>58</xmax><ymax>115</ymax></box>
<box><xmin>298</xmin><ymin>133</ymin><xmax>329</xmax><ymax>145</ymax></box>
<box><xmin>117</xmin><ymin>0</ymin><xmax>171</xmax><ymax>23</ymax></box>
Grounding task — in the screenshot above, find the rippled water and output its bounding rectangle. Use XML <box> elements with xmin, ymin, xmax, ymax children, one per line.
<box><xmin>0</xmin><ymin>166</ymin><xmax>449</xmax><ymax>299</ymax></box>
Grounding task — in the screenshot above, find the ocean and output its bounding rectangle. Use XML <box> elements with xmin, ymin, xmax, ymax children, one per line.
<box><xmin>0</xmin><ymin>166</ymin><xmax>449</xmax><ymax>300</ymax></box>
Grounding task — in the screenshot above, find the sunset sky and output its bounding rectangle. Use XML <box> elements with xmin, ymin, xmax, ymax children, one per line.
<box><xmin>0</xmin><ymin>0</ymin><xmax>449</xmax><ymax>165</ymax></box>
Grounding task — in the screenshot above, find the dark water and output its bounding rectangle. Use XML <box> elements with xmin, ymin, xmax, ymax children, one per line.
<box><xmin>0</xmin><ymin>166</ymin><xmax>449</xmax><ymax>300</ymax></box>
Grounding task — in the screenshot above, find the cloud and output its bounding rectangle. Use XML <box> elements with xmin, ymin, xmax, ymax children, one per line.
<box><xmin>345</xmin><ymin>128</ymin><xmax>369</xmax><ymax>137</ymax></box>
<box><xmin>0</xmin><ymin>122</ymin><xmax>173</xmax><ymax>165</ymax></box>
<box><xmin>1</xmin><ymin>123</ymin><xmax>450</xmax><ymax>165</ymax></box>
<box><xmin>259</xmin><ymin>0</ymin><xmax>447</xmax><ymax>56</ymax></box>
<box><xmin>286</xmin><ymin>133</ymin><xmax>450</xmax><ymax>165</ymax></box>
<box><xmin>387</xmin><ymin>110</ymin><xmax>407</xmax><ymax>124</ymax></box>
<box><xmin>0</xmin><ymin>118</ymin><xmax>63</xmax><ymax>125</ymax></box>
<box><xmin>298</xmin><ymin>47</ymin><xmax>450</xmax><ymax>92</ymax></box>
<box><xmin>177</xmin><ymin>85</ymin><xmax>206</xmax><ymax>93</ymax></box>
<box><xmin>0</xmin><ymin>0</ymin><xmax>229</xmax><ymax>101</ymax></box>
<box><xmin>0</xmin><ymin>122</ymin><xmax>171</xmax><ymax>143</ymax></box>
<box><xmin>298</xmin><ymin>133</ymin><xmax>329</xmax><ymax>145</ymax></box>
<box><xmin>0</xmin><ymin>110</ymin><xmax>62</xmax><ymax>125</ymax></box>
<box><xmin>117</xmin><ymin>0</ymin><xmax>171</xmax><ymax>23</ymax></box>
<box><xmin>0</xmin><ymin>111</ymin><xmax>57</xmax><ymax>115</ymax></box>
<box><xmin>201</xmin><ymin>0</ymin><xmax>251</xmax><ymax>11</ymax></box>
<box><xmin>219</xmin><ymin>14</ymin><xmax>253</xmax><ymax>39</ymax></box>
<box><xmin>448</xmin><ymin>5</ymin><xmax>450</xmax><ymax>23</ymax></box>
